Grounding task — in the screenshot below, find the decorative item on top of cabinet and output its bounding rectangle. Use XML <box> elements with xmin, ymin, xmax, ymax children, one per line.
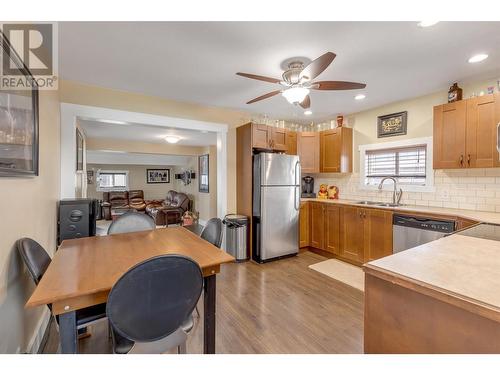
<box><xmin>336</xmin><ymin>115</ymin><xmax>344</xmax><ymax>127</ymax></box>
<box><xmin>319</xmin><ymin>127</ymin><xmax>353</xmax><ymax>173</ymax></box>
<box><xmin>448</xmin><ymin>82</ymin><xmax>463</xmax><ymax>103</ymax></box>
<box><xmin>297</xmin><ymin>131</ymin><xmax>320</xmax><ymax>173</ymax></box>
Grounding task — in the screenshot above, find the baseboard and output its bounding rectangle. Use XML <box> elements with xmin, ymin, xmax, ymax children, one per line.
<box><xmin>27</xmin><ymin>309</ymin><xmax>51</xmax><ymax>354</ymax></box>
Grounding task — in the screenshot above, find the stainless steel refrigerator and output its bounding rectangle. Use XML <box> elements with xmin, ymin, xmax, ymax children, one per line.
<box><xmin>252</xmin><ymin>153</ymin><xmax>301</xmax><ymax>262</ymax></box>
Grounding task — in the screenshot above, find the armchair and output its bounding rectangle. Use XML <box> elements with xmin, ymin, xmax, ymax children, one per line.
<box><xmin>146</xmin><ymin>191</ymin><xmax>190</xmax><ymax>226</ymax></box>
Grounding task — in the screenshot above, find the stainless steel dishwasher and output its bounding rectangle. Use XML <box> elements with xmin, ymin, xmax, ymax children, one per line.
<box><xmin>392</xmin><ymin>214</ymin><xmax>456</xmax><ymax>253</ymax></box>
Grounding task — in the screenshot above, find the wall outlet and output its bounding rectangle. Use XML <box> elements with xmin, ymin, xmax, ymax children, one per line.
<box><xmin>438</xmin><ymin>190</ymin><xmax>449</xmax><ymax>200</ymax></box>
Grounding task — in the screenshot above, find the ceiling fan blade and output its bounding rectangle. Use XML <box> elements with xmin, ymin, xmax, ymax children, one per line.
<box><xmin>299</xmin><ymin>52</ymin><xmax>336</xmax><ymax>81</ymax></box>
<box><xmin>236</xmin><ymin>72</ymin><xmax>281</xmax><ymax>84</ymax></box>
<box><xmin>299</xmin><ymin>95</ymin><xmax>311</xmax><ymax>109</ymax></box>
<box><xmin>246</xmin><ymin>90</ymin><xmax>282</xmax><ymax>104</ymax></box>
<box><xmin>311</xmin><ymin>81</ymin><xmax>366</xmax><ymax>90</ymax></box>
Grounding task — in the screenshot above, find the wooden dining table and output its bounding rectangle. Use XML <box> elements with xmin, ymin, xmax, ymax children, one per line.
<box><xmin>26</xmin><ymin>226</ymin><xmax>235</xmax><ymax>354</ymax></box>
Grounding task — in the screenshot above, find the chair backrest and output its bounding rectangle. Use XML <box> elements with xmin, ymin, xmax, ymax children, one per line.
<box><xmin>107</xmin><ymin>212</ymin><xmax>155</xmax><ymax>235</ymax></box>
<box><xmin>16</xmin><ymin>238</ymin><xmax>51</xmax><ymax>285</ymax></box>
<box><xmin>172</xmin><ymin>193</ymin><xmax>190</xmax><ymax>211</ymax></box>
<box><xmin>200</xmin><ymin>218</ymin><xmax>223</xmax><ymax>248</ymax></box>
<box><xmin>108</xmin><ymin>191</ymin><xmax>129</xmax><ymax>208</ymax></box>
<box><xmin>106</xmin><ymin>255</ymin><xmax>203</xmax><ymax>342</ymax></box>
<box><xmin>165</xmin><ymin>190</ymin><xmax>176</xmax><ymax>205</ymax></box>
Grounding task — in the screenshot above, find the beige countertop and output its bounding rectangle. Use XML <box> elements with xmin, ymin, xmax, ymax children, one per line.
<box><xmin>301</xmin><ymin>197</ymin><xmax>500</xmax><ymax>225</ymax></box>
<box><xmin>365</xmin><ymin>234</ymin><xmax>500</xmax><ymax>316</ymax></box>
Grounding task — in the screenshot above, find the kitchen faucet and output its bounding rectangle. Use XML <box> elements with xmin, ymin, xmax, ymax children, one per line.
<box><xmin>378</xmin><ymin>177</ymin><xmax>403</xmax><ymax>206</ymax></box>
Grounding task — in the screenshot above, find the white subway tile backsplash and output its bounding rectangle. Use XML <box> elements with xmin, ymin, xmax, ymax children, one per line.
<box><xmin>310</xmin><ymin>168</ymin><xmax>500</xmax><ymax>213</ymax></box>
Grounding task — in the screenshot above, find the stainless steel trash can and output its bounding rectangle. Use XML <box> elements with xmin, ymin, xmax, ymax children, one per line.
<box><xmin>223</xmin><ymin>214</ymin><xmax>249</xmax><ymax>262</ymax></box>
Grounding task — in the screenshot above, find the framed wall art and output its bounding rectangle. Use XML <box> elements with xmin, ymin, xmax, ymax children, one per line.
<box><xmin>199</xmin><ymin>154</ymin><xmax>209</xmax><ymax>193</ymax></box>
<box><xmin>147</xmin><ymin>168</ymin><xmax>170</xmax><ymax>183</ymax></box>
<box><xmin>377</xmin><ymin>111</ymin><xmax>407</xmax><ymax>138</ymax></box>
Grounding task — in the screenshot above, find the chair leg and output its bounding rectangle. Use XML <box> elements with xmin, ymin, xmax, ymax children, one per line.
<box><xmin>177</xmin><ymin>342</ymin><xmax>187</xmax><ymax>354</ymax></box>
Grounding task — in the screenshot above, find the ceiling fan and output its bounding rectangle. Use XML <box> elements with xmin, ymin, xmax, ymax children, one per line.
<box><xmin>236</xmin><ymin>52</ymin><xmax>366</xmax><ymax>109</ymax></box>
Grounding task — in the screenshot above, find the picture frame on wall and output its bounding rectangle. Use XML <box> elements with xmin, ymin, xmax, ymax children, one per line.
<box><xmin>377</xmin><ymin>111</ymin><xmax>407</xmax><ymax>138</ymax></box>
<box><xmin>0</xmin><ymin>32</ymin><xmax>39</xmax><ymax>177</ymax></box>
<box><xmin>147</xmin><ymin>168</ymin><xmax>170</xmax><ymax>184</ymax></box>
<box><xmin>199</xmin><ymin>154</ymin><xmax>209</xmax><ymax>193</ymax></box>
<box><xmin>76</xmin><ymin>128</ymin><xmax>84</xmax><ymax>171</ymax></box>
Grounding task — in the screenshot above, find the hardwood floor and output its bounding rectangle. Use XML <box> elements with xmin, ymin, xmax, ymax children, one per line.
<box><xmin>42</xmin><ymin>251</ymin><xmax>364</xmax><ymax>354</ymax></box>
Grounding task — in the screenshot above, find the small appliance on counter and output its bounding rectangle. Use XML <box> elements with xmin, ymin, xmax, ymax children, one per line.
<box><xmin>301</xmin><ymin>176</ymin><xmax>315</xmax><ymax>198</ymax></box>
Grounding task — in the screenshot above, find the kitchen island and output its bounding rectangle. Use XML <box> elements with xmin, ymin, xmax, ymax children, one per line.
<box><xmin>364</xmin><ymin>231</ymin><xmax>500</xmax><ymax>353</ymax></box>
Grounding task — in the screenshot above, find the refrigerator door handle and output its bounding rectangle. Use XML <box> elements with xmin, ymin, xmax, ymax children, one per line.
<box><xmin>294</xmin><ymin>160</ymin><xmax>301</xmax><ymax>211</ymax></box>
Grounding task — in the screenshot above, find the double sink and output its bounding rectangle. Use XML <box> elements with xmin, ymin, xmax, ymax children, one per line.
<box><xmin>355</xmin><ymin>201</ymin><xmax>404</xmax><ymax>208</ymax></box>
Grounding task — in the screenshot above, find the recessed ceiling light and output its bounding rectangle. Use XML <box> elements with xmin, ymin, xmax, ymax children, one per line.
<box><xmin>304</xmin><ymin>110</ymin><xmax>313</xmax><ymax>116</ymax></box>
<box><xmin>164</xmin><ymin>135</ymin><xmax>181</xmax><ymax>144</ymax></box>
<box><xmin>355</xmin><ymin>94</ymin><xmax>366</xmax><ymax>100</ymax></box>
<box><xmin>468</xmin><ymin>53</ymin><xmax>488</xmax><ymax>63</ymax></box>
<box><xmin>417</xmin><ymin>21</ymin><xmax>439</xmax><ymax>28</ymax></box>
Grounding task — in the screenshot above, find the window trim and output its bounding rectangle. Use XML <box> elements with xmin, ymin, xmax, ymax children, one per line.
<box><xmin>359</xmin><ymin>137</ymin><xmax>435</xmax><ymax>193</ymax></box>
<box><xmin>96</xmin><ymin>170</ymin><xmax>129</xmax><ymax>192</ymax></box>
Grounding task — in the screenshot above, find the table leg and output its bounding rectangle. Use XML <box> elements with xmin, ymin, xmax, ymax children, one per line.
<box><xmin>203</xmin><ymin>274</ymin><xmax>216</xmax><ymax>354</ymax></box>
<box><xmin>58</xmin><ymin>310</ymin><xmax>77</xmax><ymax>354</ymax></box>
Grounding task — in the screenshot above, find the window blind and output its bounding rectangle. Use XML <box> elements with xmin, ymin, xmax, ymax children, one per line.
<box><xmin>365</xmin><ymin>145</ymin><xmax>426</xmax><ymax>186</ymax></box>
<box><xmin>97</xmin><ymin>171</ymin><xmax>127</xmax><ymax>190</ymax></box>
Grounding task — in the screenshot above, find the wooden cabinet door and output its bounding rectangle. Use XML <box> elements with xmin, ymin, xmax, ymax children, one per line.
<box><xmin>286</xmin><ymin>131</ymin><xmax>297</xmax><ymax>155</ymax></box>
<box><xmin>299</xmin><ymin>202</ymin><xmax>310</xmax><ymax>248</ymax></box>
<box><xmin>310</xmin><ymin>202</ymin><xmax>325</xmax><ymax>250</ymax></box>
<box><xmin>433</xmin><ymin>101</ymin><xmax>466</xmax><ymax>169</ymax></box>
<box><xmin>364</xmin><ymin>208</ymin><xmax>393</xmax><ymax>262</ymax></box>
<box><xmin>320</xmin><ymin>129</ymin><xmax>342</xmax><ymax>172</ymax></box>
<box><xmin>270</xmin><ymin>127</ymin><xmax>287</xmax><ymax>151</ymax></box>
<box><xmin>252</xmin><ymin>124</ymin><xmax>271</xmax><ymax>149</ymax></box>
<box><xmin>325</xmin><ymin>204</ymin><xmax>341</xmax><ymax>255</ymax></box>
<box><xmin>297</xmin><ymin>132</ymin><xmax>320</xmax><ymax>173</ymax></box>
<box><xmin>466</xmin><ymin>94</ymin><xmax>500</xmax><ymax>168</ymax></box>
<box><xmin>340</xmin><ymin>206</ymin><xmax>365</xmax><ymax>263</ymax></box>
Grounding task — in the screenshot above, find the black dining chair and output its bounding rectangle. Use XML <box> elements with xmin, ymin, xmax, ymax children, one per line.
<box><xmin>107</xmin><ymin>212</ymin><xmax>155</xmax><ymax>235</ymax></box>
<box><xmin>106</xmin><ymin>255</ymin><xmax>203</xmax><ymax>354</ymax></box>
<box><xmin>200</xmin><ymin>218</ymin><xmax>223</xmax><ymax>248</ymax></box>
<box><xmin>16</xmin><ymin>238</ymin><xmax>107</xmax><ymax>335</ymax></box>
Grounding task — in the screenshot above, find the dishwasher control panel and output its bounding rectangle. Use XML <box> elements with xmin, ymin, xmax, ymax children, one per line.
<box><xmin>393</xmin><ymin>215</ymin><xmax>456</xmax><ymax>233</ymax></box>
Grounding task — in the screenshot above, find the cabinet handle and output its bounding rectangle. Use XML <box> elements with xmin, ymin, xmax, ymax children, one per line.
<box><xmin>459</xmin><ymin>154</ymin><xmax>464</xmax><ymax>167</ymax></box>
<box><xmin>467</xmin><ymin>154</ymin><xmax>471</xmax><ymax>166</ymax></box>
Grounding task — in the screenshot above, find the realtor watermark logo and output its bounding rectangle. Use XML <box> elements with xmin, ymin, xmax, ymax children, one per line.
<box><xmin>0</xmin><ymin>22</ymin><xmax>58</xmax><ymax>90</ymax></box>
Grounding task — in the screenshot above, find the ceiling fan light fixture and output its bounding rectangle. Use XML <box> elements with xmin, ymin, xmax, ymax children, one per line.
<box><xmin>282</xmin><ymin>87</ymin><xmax>310</xmax><ymax>104</ymax></box>
<box><xmin>468</xmin><ymin>53</ymin><xmax>488</xmax><ymax>63</ymax></box>
<box><xmin>304</xmin><ymin>110</ymin><xmax>313</xmax><ymax>116</ymax></box>
<box><xmin>355</xmin><ymin>94</ymin><xmax>366</xmax><ymax>100</ymax></box>
<box><xmin>164</xmin><ymin>135</ymin><xmax>181</xmax><ymax>144</ymax></box>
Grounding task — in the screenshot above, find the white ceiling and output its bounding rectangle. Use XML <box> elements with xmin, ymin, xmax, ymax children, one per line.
<box><xmin>78</xmin><ymin>118</ymin><xmax>217</xmax><ymax>146</ymax></box>
<box><xmin>86</xmin><ymin>150</ymin><xmax>194</xmax><ymax>166</ymax></box>
<box><xmin>59</xmin><ymin>22</ymin><xmax>500</xmax><ymax>122</ymax></box>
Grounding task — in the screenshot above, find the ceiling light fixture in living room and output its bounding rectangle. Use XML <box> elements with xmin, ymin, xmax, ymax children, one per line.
<box><xmin>164</xmin><ymin>135</ymin><xmax>181</xmax><ymax>144</ymax></box>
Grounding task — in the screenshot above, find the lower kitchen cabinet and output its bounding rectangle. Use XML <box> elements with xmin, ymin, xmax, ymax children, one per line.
<box><xmin>364</xmin><ymin>208</ymin><xmax>393</xmax><ymax>262</ymax></box>
<box><xmin>310</xmin><ymin>202</ymin><xmax>325</xmax><ymax>250</ymax></box>
<box><xmin>325</xmin><ymin>205</ymin><xmax>341</xmax><ymax>255</ymax></box>
<box><xmin>299</xmin><ymin>202</ymin><xmax>310</xmax><ymax>248</ymax></box>
<box><xmin>340</xmin><ymin>206</ymin><xmax>365</xmax><ymax>263</ymax></box>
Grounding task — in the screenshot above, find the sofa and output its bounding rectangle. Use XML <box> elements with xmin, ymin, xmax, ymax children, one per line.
<box><xmin>145</xmin><ymin>190</ymin><xmax>191</xmax><ymax>226</ymax></box>
<box><xmin>102</xmin><ymin>190</ymin><xmax>147</xmax><ymax>220</ymax></box>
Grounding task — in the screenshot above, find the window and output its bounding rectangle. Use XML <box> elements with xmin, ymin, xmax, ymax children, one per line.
<box><xmin>96</xmin><ymin>170</ymin><xmax>129</xmax><ymax>191</ymax></box>
<box><xmin>359</xmin><ymin>137</ymin><xmax>434</xmax><ymax>192</ymax></box>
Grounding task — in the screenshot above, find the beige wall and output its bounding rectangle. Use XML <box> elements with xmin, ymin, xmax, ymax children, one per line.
<box><xmin>60</xmin><ymin>80</ymin><xmax>252</xmax><ymax>214</ymax></box>
<box><xmin>0</xmin><ymin>90</ymin><xmax>60</xmax><ymax>353</ymax></box>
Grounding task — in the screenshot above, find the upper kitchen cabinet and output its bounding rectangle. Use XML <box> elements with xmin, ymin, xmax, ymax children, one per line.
<box><xmin>320</xmin><ymin>127</ymin><xmax>353</xmax><ymax>173</ymax></box>
<box><xmin>433</xmin><ymin>100</ymin><xmax>467</xmax><ymax>169</ymax></box>
<box><xmin>297</xmin><ymin>132</ymin><xmax>320</xmax><ymax>173</ymax></box>
<box><xmin>252</xmin><ymin>123</ymin><xmax>271</xmax><ymax>149</ymax></box>
<box><xmin>270</xmin><ymin>127</ymin><xmax>287</xmax><ymax>152</ymax></box>
<box><xmin>286</xmin><ymin>131</ymin><xmax>297</xmax><ymax>155</ymax></box>
<box><xmin>466</xmin><ymin>94</ymin><xmax>500</xmax><ymax>168</ymax></box>
<box><xmin>433</xmin><ymin>94</ymin><xmax>500</xmax><ymax>169</ymax></box>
